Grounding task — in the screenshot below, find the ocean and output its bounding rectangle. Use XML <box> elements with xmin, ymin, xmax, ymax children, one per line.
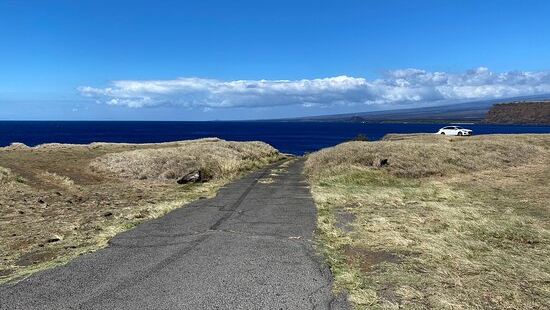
<box><xmin>1</xmin><ymin>121</ymin><xmax>549</xmax><ymax>155</ymax></box>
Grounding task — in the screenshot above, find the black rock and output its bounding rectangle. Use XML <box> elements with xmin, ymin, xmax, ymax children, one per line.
<box><xmin>177</xmin><ymin>171</ymin><xmax>201</xmax><ymax>184</ymax></box>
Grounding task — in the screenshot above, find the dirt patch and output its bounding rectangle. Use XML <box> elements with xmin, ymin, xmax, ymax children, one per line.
<box><xmin>15</xmin><ymin>250</ymin><xmax>57</xmax><ymax>267</ymax></box>
<box><xmin>377</xmin><ymin>285</ymin><xmax>402</xmax><ymax>304</ymax></box>
<box><xmin>334</xmin><ymin>209</ymin><xmax>356</xmax><ymax>233</ymax></box>
<box><xmin>343</xmin><ymin>245</ymin><xmax>402</xmax><ymax>272</ymax></box>
<box><xmin>0</xmin><ymin>269</ymin><xmax>14</xmax><ymax>277</ymax></box>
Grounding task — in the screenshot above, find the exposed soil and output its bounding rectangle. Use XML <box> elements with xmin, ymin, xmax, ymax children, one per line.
<box><xmin>343</xmin><ymin>245</ymin><xmax>402</xmax><ymax>272</ymax></box>
<box><xmin>15</xmin><ymin>250</ymin><xmax>58</xmax><ymax>267</ymax></box>
<box><xmin>334</xmin><ymin>209</ymin><xmax>356</xmax><ymax>233</ymax></box>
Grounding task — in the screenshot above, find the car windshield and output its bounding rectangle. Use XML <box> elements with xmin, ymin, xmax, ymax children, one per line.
<box><xmin>455</xmin><ymin>126</ymin><xmax>463</xmax><ymax>129</ymax></box>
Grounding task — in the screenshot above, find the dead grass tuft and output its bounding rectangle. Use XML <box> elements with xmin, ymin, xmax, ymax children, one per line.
<box><xmin>0</xmin><ymin>166</ymin><xmax>14</xmax><ymax>183</ymax></box>
<box><xmin>0</xmin><ymin>166</ymin><xmax>26</xmax><ymax>186</ymax></box>
<box><xmin>39</xmin><ymin>171</ymin><xmax>76</xmax><ymax>188</ymax></box>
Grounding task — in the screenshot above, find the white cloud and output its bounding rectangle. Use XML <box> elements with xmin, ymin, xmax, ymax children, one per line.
<box><xmin>78</xmin><ymin>68</ymin><xmax>550</xmax><ymax>109</ymax></box>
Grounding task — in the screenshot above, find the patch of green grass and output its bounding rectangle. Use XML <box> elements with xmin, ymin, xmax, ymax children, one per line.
<box><xmin>324</xmin><ymin>169</ymin><xmax>417</xmax><ymax>188</ymax></box>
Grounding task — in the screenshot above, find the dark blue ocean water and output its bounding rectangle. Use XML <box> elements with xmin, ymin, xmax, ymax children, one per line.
<box><xmin>1</xmin><ymin>121</ymin><xmax>549</xmax><ymax>155</ymax></box>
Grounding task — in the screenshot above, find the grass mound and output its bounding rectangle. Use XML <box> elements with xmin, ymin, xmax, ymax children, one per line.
<box><xmin>306</xmin><ymin>134</ymin><xmax>550</xmax><ymax>309</ymax></box>
<box><xmin>306</xmin><ymin>134</ymin><xmax>547</xmax><ymax>179</ymax></box>
<box><xmin>90</xmin><ymin>139</ymin><xmax>280</xmax><ymax>181</ymax></box>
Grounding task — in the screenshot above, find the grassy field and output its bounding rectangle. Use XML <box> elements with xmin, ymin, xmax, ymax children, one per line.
<box><xmin>305</xmin><ymin>134</ymin><xmax>550</xmax><ymax>309</ymax></box>
<box><xmin>0</xmin><ymin>138</ymin><xmax>281</xmax><ymax>284</ymax></box>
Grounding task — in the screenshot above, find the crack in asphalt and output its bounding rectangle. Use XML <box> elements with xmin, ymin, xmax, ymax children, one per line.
<box><xmin>76</xmin><ymin>165</ymin><xmax>271</xmax><ymax>308</ymax></box>
<box><xmin>209</xmin><ymin>167</ymin><xmax>270</xmax><ymax>231</ymax></box>
<box><xmin>76</xmin><ymin>233</ymin><xmax>211</xmax><ymax>309</ymax></box>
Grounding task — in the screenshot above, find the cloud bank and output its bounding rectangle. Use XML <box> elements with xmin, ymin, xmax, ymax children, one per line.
<box><xmin>79</xmin><ymin>68</ymin><xmax>550</xmax><ymax>109</ymax></box>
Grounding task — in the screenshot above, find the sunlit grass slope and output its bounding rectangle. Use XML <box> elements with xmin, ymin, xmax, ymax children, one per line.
<box><xmin>0</xmin><ymin>138</ymin><xmax>281</xmax><ymax>284</ymax></box>
<box><xmin>306</xmin><ymin>134</ymin><xmax>550</xmax><ymax>309</ymax></box>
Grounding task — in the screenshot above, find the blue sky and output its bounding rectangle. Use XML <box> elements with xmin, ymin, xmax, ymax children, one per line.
<box><xmin>1</xmin><ymin>0</ymin><xmax>550</xmax><ymax>120</ymax></box>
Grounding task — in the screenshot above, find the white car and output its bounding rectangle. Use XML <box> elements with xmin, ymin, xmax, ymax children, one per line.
<box><xmin>436</xmin><ymin>126</ymin><xmax>472</xmax><ymax>136</ymax></box>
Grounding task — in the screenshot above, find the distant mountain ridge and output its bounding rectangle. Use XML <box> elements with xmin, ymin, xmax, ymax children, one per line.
<box><xmin>284</xmin><ymin>94</ymin><xmax>550</xmax><ymax>123</ymax></box>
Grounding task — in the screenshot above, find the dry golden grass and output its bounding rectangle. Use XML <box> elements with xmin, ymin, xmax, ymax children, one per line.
<box><xmin>0</xmin><ymin>138</ymin><xmax>281</xmax><ymax>283</ymax></box>
<box><xmin>306</xmin><ymin>134</ymin><xmax>550</xmax><ymax>309</ymax></box>
<box><xmin>0</xmin><ymin>166</ymin><xmax>18</xmax><ymax>184</ymax></box>
<box><xmin>306</xmin><ymin>134</ymin><xmax>548</xmax><ymax>179</ymax></box>
<box><xmin>90</xmin><ymin>138</ymin><xmax>279</xmax><ymax>181</ymax></box>
<box><xmin>39</xmin><ymin>171</ymin><xmax>76</xmax><ymax>188</ymax></box>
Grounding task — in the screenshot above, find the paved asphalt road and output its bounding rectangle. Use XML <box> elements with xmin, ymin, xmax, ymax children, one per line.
<box><xmin>0</xmin><ymin>159</ymin><xmax>349</xmax><ymax>309</ymax></box>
